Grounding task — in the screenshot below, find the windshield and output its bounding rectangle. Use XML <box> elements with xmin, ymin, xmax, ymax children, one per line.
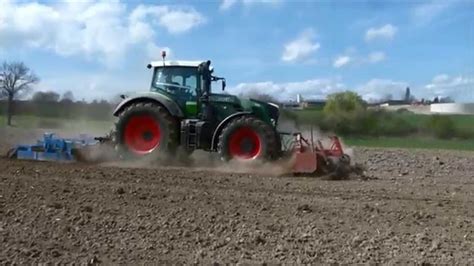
<box><xmin>151</xmin><ymin>67</ymin><xmax>198</xmax><ymax>96</ymax></box>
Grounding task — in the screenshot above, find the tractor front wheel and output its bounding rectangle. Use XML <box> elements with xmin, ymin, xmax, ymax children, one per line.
<box><xmin>115</xmin><ymin>102</ymin><xmax>178</xmax><ymax>158</ymax></box>
<box><xmin>218</xmin><ymin>116</ymin><xmax>279</xmax><ymax>161</ymax></box>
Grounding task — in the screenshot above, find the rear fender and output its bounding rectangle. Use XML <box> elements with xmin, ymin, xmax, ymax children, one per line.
<box><xmin>113</xmin><ymin>92</ymin><xmax>184</xmax><ymax>118</ymax></box>
<box><xmin>210</xmin><ymin>112</ymin><xmax>252</xmax><ymax>151</ymax></box>
<box><xmin>7</xmin><ymin>147</ymin><xmax>18</xmax><ymax>159</ymax></box>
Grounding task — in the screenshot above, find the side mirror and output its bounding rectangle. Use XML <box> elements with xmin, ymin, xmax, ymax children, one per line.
<box><xmin>222</xmin><ymin>79</ymin><xmax>226</xmax><ymax>91</ymax></box>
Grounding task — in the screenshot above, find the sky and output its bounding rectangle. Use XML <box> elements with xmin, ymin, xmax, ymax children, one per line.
<box><xmin>0</xmin><ymin>0</ymin><xmax>473</xmax><ymax>102</ymax></box>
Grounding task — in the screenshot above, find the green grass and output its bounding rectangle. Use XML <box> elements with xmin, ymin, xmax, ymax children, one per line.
<box><xmin>288</xmin><ymin>109</ymin><xmax>474</xmax><ymax>151</ymax></box>
<box><xmin>291</xmin><ymin>109</ymin><xmax>325</xmax><ymax>123</ymax></box>
<box><xmin>292</xmin><ymin>109</ymin><xmax>474</xmax><ymax>129</ymax></box>
<box><xmin>397</xmin><ymin>113</ymin><xmax>474</xmax><ymax>131</ymax></box>
<box><xmin>344</xmin><ymin>137</ymin><xmax>474</xmax><ymax>151</ymax></box>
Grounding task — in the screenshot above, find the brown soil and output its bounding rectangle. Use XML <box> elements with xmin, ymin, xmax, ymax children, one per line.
<box><xmin>0</xmin><ymin>130</ymin><xmax>473</xmax><ymax>264</ymax></box>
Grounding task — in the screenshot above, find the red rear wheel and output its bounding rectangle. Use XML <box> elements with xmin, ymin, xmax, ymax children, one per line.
<box><xmin>124</xmin><ymin>114</ymin><xmax>161</xmax><ymax>154</ymax></box>
<box><xmin>115</xmin><ymin>102</ymin><xmax>178</xmax><ymax>157</ymax></box>
<box><xmin>228</xmin><ymin>127</ymin><xmax>262</xmax><ymax>159</ymax></box>
<box><xmin>218</xmin><ymin>116</ymin><xmax>279</xmax><ymax>161</ymax></box>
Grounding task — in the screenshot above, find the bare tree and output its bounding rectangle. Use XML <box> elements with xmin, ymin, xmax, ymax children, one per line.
<box><xmin>0</xmin><ymin>62</ymin><xmax>39</xmax><ymax>125</ymax></box>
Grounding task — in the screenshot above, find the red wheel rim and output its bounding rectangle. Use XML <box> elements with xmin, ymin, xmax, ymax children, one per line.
<box><xmin>124</xmin><ymin>114</ymin><xmax>161</xmax><ymax>154</ymax></box>
<box><xmin>228</xmin><ymin>127</ymin><xmax>262</xmax><ymax>159</ymax></box>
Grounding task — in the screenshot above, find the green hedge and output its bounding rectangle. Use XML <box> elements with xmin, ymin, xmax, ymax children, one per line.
<box><xmin>290</xmin><ymin>108</ymin><xmax>474</xmax><ymax>140</ymax></box>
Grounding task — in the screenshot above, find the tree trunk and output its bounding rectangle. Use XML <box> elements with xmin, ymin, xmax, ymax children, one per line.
<box><xmin>7</xmin><ymin>95</ymin><xmax>13</xmax><ymax>126</ymax></box>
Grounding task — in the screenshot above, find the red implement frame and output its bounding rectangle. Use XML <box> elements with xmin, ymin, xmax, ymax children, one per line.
<box><xmin>290</xmin><ymin>131</ymin><xmax>345</xmax><ymax>174</ymax></box>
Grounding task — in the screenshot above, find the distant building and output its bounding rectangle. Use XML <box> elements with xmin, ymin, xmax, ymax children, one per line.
<box><xmin>296</xmin><ymin>94</ymin><xmax>302</xmax><ymax>104</ymax></box>
<box><xmin>301</xmin><ymin>100</ymin><xmax>326</xmax><ymax>109</ymax></box>
<box><xmin>281</xmin><ymin>96</ymin><xmax>326</xmax><ymax>110</ymax></box>
<box><xmin>281</xmin><ymin>101</ymin><xmax>302</xmax><ymax>109</ymax></box>
<box><xmin>379</xmin><ymin>100</ymin><xmax>411</xmax><ymax>106</ymax></box>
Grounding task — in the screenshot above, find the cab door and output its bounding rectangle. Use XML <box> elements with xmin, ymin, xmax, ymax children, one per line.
<box><xmin>180</xmin><ymin>73</ymin><xmax>199</xmax><ymax>118</ymax></box>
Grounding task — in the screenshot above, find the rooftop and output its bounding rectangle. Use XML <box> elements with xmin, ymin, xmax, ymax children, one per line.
<box><xmin>148</xmin><ymin>60</ymin><xmax>204</xmax><ymax>68</ymax></box>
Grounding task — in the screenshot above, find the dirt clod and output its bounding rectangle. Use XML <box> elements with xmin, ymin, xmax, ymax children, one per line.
<box><xmin>296</xmin><ymin>204</ymin><xmax>312</xmax><ymax>213</ymax></box>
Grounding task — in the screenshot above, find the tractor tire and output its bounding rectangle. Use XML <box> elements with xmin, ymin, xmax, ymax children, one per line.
<box><xmin>218</xmin><ymin>116</ymin><xmax>280</xmax><ymax>161</ymax></box>
<box><xmin>115</xmin><ymin>102</ymin><xmax>178</xmax><ymax>158</ymax></box>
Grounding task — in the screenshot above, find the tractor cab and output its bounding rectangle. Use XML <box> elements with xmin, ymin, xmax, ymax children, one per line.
<box><xmin>147</xmin><ymin>60</ymin><xmax>201</xmax><ymax>116</ymax></box>
<box><xmin>147</xmin><ymin>54</ymin><xmax>227</xmax><ymax>120</ymax></box>
<box><xmin>150</xmin><ymin>64</ymin><xmax>198</xmax><ymax>100</ymax></box>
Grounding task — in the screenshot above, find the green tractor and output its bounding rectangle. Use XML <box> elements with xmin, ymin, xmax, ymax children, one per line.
<box><xmin>111</xmin><ymin>52</ymin><xmax>349</xmax><ymax>174</ymax></box>
<box><xmin>112</xmin><ymin>53</ymin><xmax>281</xmax><ymax>161</ymax></box>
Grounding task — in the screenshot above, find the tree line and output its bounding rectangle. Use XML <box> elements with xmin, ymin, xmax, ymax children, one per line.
<box><xmin>290</xmin><ymin>91</ymin><xmax>473</xmax><ymax>140</ymax></box>
<box><xmin>0</xmin><ymin>99</ymin><xmax>114</xmax><ymax>121</ymax></box>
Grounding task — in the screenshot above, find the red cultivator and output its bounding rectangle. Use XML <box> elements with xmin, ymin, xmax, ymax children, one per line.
<box><xmin>282</xmin><ymin>130</ymin><xmax>351</xmax><ymax>176</ymax></box>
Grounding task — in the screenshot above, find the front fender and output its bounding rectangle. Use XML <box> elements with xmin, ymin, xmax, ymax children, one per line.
<box><xmin>113</xmin><ymin>92</ymin><xmax>184</xmax><ymax>118</ymax></box>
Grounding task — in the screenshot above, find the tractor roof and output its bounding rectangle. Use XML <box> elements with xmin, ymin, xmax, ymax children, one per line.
<box><xmin>149</xmin><ymin>60</ymin><xmax>203</xmax><ymax>68</ymax></box>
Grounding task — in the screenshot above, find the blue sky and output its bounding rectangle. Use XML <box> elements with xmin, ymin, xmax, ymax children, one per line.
<box><xmin>0</xmin><ymin>0</ymin><xmax>473</xmax><ymax>102</ymax></box>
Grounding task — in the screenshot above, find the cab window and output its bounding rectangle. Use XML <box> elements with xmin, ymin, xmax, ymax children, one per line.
<box><xmin>152</xmin><ymin>67</ymin><xmax>198</xmax><ymax>97</ymax></box>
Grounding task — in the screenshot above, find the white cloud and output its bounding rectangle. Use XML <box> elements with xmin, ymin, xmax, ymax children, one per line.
<box><xmin>333</xmin><ymin>51</ymin><xmax>385</xmax><ymax>68</ymax></box>
<box><xmin>220</xmin><ymin>0</ymin><xmax>238</xmax><ymax>10</ymax></box>
<box><xmin>367</xmin><ymin>51</ymin><xmax>386</xmax><ymax>63</ymax></box>
<box><xmin>412</xmin><ymin>1</ymin><xmax>453</xmax><ymax>25</ymax></box>
<box><xmin>220</xmin><ymin>0</ymin><xmax>281</xmax><ymax>10</ymax></box>
<box><xmin>432</xmin><ymin>74</ymin><xmax>450</xmax><ymax>83</ymax></box>
<box><xmin>365</xmin><ymin>24</ymin><xmax>398</xmax><ymax>42</ymax></box>
<box><xmin>281</xmin><ymin>29</ymin><xmax>320</xmax><ymax>63</ymax></box>
<box><xmin>0</xmin><ymin>1</ymin><xmax>205</xmax><ymax>66</ymax></box>
<box><xmin>425</xmin><ymin>74</ymin><xmax>474</xmax><ymax>98</ymax></box>
<box><xmin>130</xmin><ymin>5</ymin><xmax>205</xmax><ymax>35</ymax></box>
<box><xmin>357</xmin><ymin>79</ymin><xmax>409</xmax><ymax>102</ymax></box>
<box><xmin>230</xmin><ymin>78</ymin><xmax>346</xmax><ymax>101</ymax></box>
<box><xmin>242</xmin><ymin>0</ymin><xmax>282</xmax><ymax>5</ymax></box>
<box><xmin>155</xmin><ymin>7</ymin><xmax>205</xmax><ymax>34</ymax></box>
<box><xmin>333</xmin><ymin>56</ymin><xmax>351</xmax><ymax>68</ymax></box>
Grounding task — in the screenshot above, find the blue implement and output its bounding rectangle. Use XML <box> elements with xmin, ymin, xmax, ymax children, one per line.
<box><xmin>9</xmin><ymin>133</ymin><xmax>99</xmax><ymax>162</ymax></box>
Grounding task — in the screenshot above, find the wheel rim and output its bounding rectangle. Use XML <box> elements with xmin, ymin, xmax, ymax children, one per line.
<box><xmin>124</xmin><ymin>114</ymin><xmax>161</xmax><ymax>154</ymax></box>
<box><xmin>228</xmin><ymin>127</ymin><xmax>262</xmax><ymax>159</ymax></box>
